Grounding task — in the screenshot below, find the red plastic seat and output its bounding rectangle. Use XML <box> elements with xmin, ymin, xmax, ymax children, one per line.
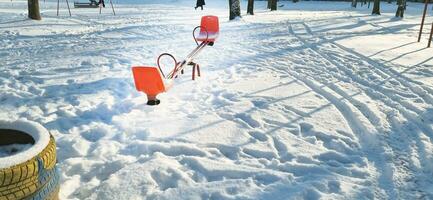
<box><xmin>196</xmin><ymin>15</ymin><xmax>219</xmax><ymax>43</ymax></box>
<box><xmin>132</xmin><ymin>66</ymin><xmax>170</xmax><ymax>99</ymax></box>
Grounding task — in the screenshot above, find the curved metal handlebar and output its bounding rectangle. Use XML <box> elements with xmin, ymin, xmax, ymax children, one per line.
<box><xmin>193</xmin><ymin>26</ymin><xmax>209</xmax><ymax>46</ymax></box>
<box><xmin>157</xmin><ymin>53</ymin><xmax>177</xmax><ymax>79</ymax></box>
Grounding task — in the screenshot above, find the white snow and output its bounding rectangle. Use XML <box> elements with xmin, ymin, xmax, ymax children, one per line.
<box><xmin>1</xmin><ymin>0</ymin><xmax>433</xmax><ymax>199</ymax></box>
<box><xmin>0</xmin><ymin>119</ymin><xmax>50</xmax><ymax>168</ymax></box>
<box><xmin>0</xmin><ymin>144</ymin><xmax>32</xmax><ymax>157</ymax></box>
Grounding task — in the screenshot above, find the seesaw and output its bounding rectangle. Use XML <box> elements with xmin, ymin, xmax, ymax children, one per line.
<box><xmin>132</xmin><ymin>15</ymin><xmax>219</xmax><ymax>105</ymax></box>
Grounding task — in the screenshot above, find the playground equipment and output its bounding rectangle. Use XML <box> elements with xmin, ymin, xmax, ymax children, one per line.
<box><xmin>418</xmin><ymin>0</ymin><xmax>433</xmax><ymax>47</ymax></box>
<box><xmin>74</xmin><ymin>0</ymin><xmax>99</xmax><ymax>8</ymax></box>
<box><xmin>57</xmin><ymin>0</ymin><xmax>72</xmax><ymax>17</ymax></box>
<box><xmin>132</xmin><ymin>15</ymin><xmax>219</xmax><ymax>105</ymax></box>
<box><xmin>73</xmin><ymin>0</ymin><xmax>116</xmax><ymax>15</ymax></box>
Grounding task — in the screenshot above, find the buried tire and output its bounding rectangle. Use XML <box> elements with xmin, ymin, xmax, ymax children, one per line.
<box><xmin>0</xmin><ymin>120</ymin><xmax>59</xmax><ymax>200</ymax></box>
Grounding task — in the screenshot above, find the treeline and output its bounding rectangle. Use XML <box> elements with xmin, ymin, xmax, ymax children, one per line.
<box><xmin>255</xmin><ymin>0</ymin><xmax>425</xmax><ymax>2</ymax></box>
<box><xmin>239</xmin><ymin>0</ymin><xmax>416</xmax><ymax>19</ymax></box>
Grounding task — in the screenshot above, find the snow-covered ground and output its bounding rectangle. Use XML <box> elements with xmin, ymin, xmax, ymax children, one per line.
<box><xmin>1</xmin><ymin>0</ymin><xmax>433</xmax><ymax>199</ymax></box>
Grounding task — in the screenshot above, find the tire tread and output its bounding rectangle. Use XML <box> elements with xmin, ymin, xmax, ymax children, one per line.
<box><xmin>0</xmin><ymin>136</ymin><xmax>58</xmax><ymax>200</ymax></box>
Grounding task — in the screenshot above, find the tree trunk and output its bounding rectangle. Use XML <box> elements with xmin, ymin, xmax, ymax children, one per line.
<box><xmin>372</xmin><ymin>0</ymin><xmax>380</xmax><ymax>15</ymax></box>
<box><xmin>395</xmin><ymin>0</ymin><xmax>405</xmax><ymax>18</ymax></box>
<box><xmin>247</xmin><ymin>0</ymin><xmax>254</xmax><ymax>15</ymax></box>
<box><xmin>267</xmin><ymin>0</ymin><xmax>270</xmax><ymax>9</ymax></box>
<box><xmin>270</xmin><ymin>0</ymin><xmax>277</xmax><ymax>11</ymax></box>
<box><xmin>352</xmin><ymin>0</ymin><xmax>357</xmax><ymax>8</ymax></box>
<box><xmin>28</xmin><ymin>0</ymin><xmax>41</xmax><ymax>20</ymax></box>
<box><xmin>229</xmin><ymin>0</ymin><xmax>241</xmax><ymax>20</ymax></box>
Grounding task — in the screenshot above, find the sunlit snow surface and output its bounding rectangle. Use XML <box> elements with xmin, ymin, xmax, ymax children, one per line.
<box><xmin>1</xmin><ymin>0</ymin><xmax>433</xmax><ymax>199</ymax></box>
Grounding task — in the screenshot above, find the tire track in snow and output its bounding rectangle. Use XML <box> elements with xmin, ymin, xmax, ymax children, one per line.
<box><xmin>194</xmin><ymin>19</ymin><xmax>384</xmax><ymax>195</ymax></box>
<box><xmin>289</xmin><ymin>22</ymin><xmax>433</xmax><ymax>199</ymax></box>
<box><xmin>288</xmin><ymin>23</ymin><xmax>405</xmax><ymax>199</ymax></box>
<box><xmin>302</xmin><ymin>22</ymin><xmax>433</xmax><ymax>115</ymax></box>
<box><xmin>296</xmin><ymin>21</ymin><xmax>433</xmax><ymax>184</ymax></box>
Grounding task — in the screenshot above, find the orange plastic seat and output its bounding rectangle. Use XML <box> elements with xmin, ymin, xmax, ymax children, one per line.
<box><xmin>196</xmin><ymin>15</ymin><xmax>219</xmax><ymax>43</ymax></box>
<box><xmin>132</xmin><ymin>66</ymin><xmax>169</xmax><ymax>99</ymax></box>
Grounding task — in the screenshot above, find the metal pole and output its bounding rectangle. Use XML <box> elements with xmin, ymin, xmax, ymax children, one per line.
<box><xmin>57</xmin><ymin>0</ymin><xmax>60</xmax><ymax>16</ymax></box>
<box><xmin>428</xmin><ymin>21</ymin><xmax>433</xmax><ymax>47</ymax></box>
<box><xmin>99</xmin><ymin>3</ymin><xmax>102</xmax><ymax>14</ymax></box>
<box><xmin>110</xmin><ymin>0</ymin><xmax>115</xmax><ymax>15</ymax></box>
<box><xmin>418</xmin><ymin>0</ymin><xmax>429</xmax><ymax>42</ymax></box>
<box><xmin>66</xmin><ymin>0</ymin><xmax>71</xmax><ymax>16</ymax></box>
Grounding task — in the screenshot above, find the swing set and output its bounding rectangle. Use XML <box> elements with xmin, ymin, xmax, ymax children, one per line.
<box><xmin>132</xmin><ymin>15</ymin><xmax>220</xmax><ymax>105</ymax></box>
<box><xmin>418</xmin><ymin>0</ymin><xmax>433</xmax><ymax>47</ymax></box>
<box><xmin>55</xmin><ymin>0</ymin><xmax>115</xmax><ymax>16</ymax></box>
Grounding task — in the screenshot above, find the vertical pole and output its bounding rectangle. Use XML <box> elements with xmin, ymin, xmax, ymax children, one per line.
<box><xmin>428</xmin><ymin>21</ymin><xmax>433</xmax><ymax>47</ymax></box>
<box><xmin>418</xmin><ymin>0</ymin><xmax>429</xmax><ymax>42</ymax></box>
<box><xmin>110</xmin><ymin>0</ymin><xmax>115</xmax><ymax>15</ymax></box>
<box><xmin>65</xmin><ymin>0</ymin><xmax>71</xmax><ymax>16</ymax></box>
<box><xmin>99</xmin><ymin>3</ymin><xmax>102</xmax><ymax>14</ymax></box>
<box><xmin>192</xmin><ymin>65</ymin><xmax>196</xmax><ymax>80</ymax></box>
<box><xmin>57</xmin><ymin>0</ymin><xmax>60</xmax><ymax>16</ymax></box>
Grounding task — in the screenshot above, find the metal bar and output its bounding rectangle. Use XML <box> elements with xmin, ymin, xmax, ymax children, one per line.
<box><xmin>110</xmin><ymin>0</ymin><xmax>115</xmax><ymax>15</ymax></box>
<box><xmin>418</xmin><ymin>0</ymin><xmax>429</xmax><ymax>42</ymax></box>
<box><xmin>428</xmin><ymin>21</ymin><xmax>433</xmax><ymax>47</ymax></box>
<box><xmin>186</xmin><ymin>42</ymin><xmax>206</xmax><ymax>59</ymax></box>
<box><xmin>57</xmin><ymin>0</ymin><xmax>60</xmax><ymax>16</ymax></box>
<box><xmin>168</xmin><ymin>43</ymin><xmax>205</xmax><ymax>78</ymax></box>
<box><xmin>167</xmin><ymin>41</ymin><xmax>208</xmax><ymax>79</ymax></box>
<box><xmin>66</xmin><ymin>0</ymin><xmax>71</xmax><ymax>16</ymax></box>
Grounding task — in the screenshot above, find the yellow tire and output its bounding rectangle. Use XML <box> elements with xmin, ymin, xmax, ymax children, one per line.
<box><xmin>0</xmin><ymin>120</ymin><xmax>59</xmax><ymax>200</ymax></box>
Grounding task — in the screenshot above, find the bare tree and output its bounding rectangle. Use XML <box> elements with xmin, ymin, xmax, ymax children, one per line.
<box><xmin>395</xmin><ymin>0</ymin><xmax>406</xmax><ymax>18</ymax></box>
<box><xmin>270</xmin><ymin>0</ymin><xmax>277</xmax><ymax>11</ymax></box>
<box><xmin>352</xmin><ymin>0</ymin><xmax>358</xmax><ymax>8</ymax></box>
<box><xmin>372</xmin><ymin>0</ymin><xmax>380</xmax><ymax>15</ymax></box>
<box><xmin>229</xmin><ymin>0</ymin><xmax>241</xmax><ymax>20</ymax></box>
<box><xmin>28</xmin><ymin>0</ymin><xmax>41</xmax><ymax>20</ymax></box>
<box><xmin>247</xmin><ymin>0</ymin><xmax>254</xmax><ymax>15</ymax></box>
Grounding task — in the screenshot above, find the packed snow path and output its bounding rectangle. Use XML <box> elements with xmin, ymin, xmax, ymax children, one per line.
<box><xmin>1</xmin><ymin>0</ymin><xmax>433</xmax><ymax>199</ymax></box>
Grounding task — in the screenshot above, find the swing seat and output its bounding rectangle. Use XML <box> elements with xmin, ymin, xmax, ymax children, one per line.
<box><xmin>196</xmin><ymin>15</ymin><xmax>219</xmax><ymax>43</ymax></box>
<box><xmin>132</xmin><ymin>66</ymin><xmax>172</xmax><ymax>99</ymax></box>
